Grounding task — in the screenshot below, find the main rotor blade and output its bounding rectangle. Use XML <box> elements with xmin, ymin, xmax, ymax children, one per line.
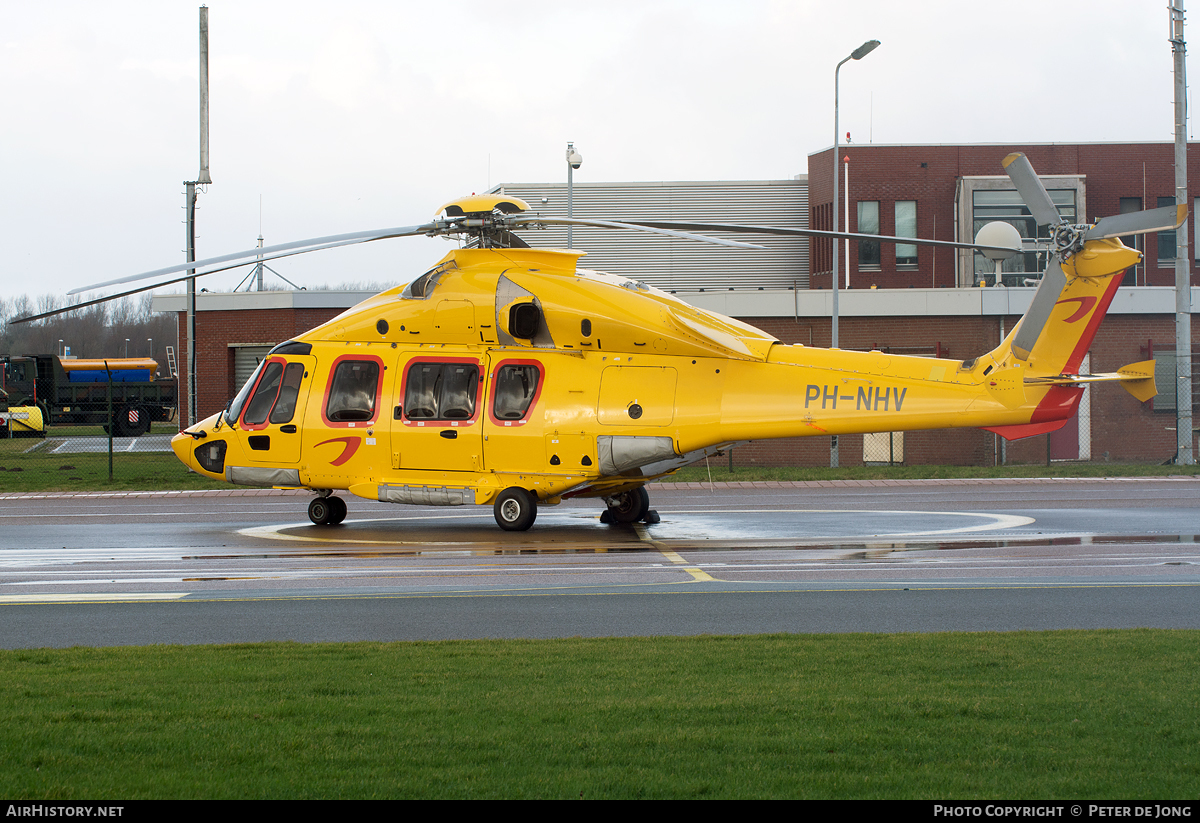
<box><xmin>506</xmin><ymin>215</ymin><xmax>766</xmax><ymax>249</ymax></box>
<box><xmin>1011</xmin><ymin>257</ymin><xmax>1069</xmax><ymax>361</ymax></box>
<box><xmin>12</xmin><ymin>235</ymin><xmax>389</xmax><ymax>324</ymax></box>
<box><xmin>1085</xmin><ymin>204</ymin><xmax>1188</xmax><ymax>240</ymax></box>
<box><xmin>605</xmin><ymin>219</ymin><xmax>1021</xmax><ymax>255</ymax></box>
<box><xmin>1002</xmin><ymin>152</ymin><xmax>1063</xmax><ymax>227</ymax></box>
<box><xmin>69</xmin><ymin>223</ymin><xmax>437</xmax><ymax>295</ymax></box>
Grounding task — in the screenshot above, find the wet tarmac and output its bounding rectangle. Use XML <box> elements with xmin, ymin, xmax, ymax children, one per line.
<box><xmin>1</xmin><ymin>477</ymin><xmax>1198</xmax><ymax>646</ymax></box>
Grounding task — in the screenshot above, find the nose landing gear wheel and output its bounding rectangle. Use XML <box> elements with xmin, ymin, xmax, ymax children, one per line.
<box><xmin>494</xmin><ymin>487</ymin><xmax>537</xmax><ymax>531</ymax></box>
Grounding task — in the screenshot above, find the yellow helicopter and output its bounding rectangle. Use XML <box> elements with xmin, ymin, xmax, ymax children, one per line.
<box><xmin>21</xmin><ymin>154</ymin><xmax>1182</xmax><ymax>530</ymax></box>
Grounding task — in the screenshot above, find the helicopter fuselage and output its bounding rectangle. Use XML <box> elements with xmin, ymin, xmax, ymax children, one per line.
<box><xmin>172</xmin><ymin>239</ymin><xmax>1146</xmax><ymax>525</ymax></box>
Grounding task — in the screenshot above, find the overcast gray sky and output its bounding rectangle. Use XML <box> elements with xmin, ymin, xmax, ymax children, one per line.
<box><xmin>0</xmin><ymin>0</ymin><xmax>1181</xmax><ymax>302</ymax></box>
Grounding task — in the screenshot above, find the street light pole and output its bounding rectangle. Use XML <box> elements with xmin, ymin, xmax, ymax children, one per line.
<box><xmin>1170</xmin><ymin>0</ymin><xmax>1193</xmax><ymax>465</ymax></box>
<box><xmin>831</xmin><ymin>38</ymin><xmax>879</xmax><ymax>469</ymax></box>
<box><xmin>566</xmin><ymin>142</ymin><xmax>582</xmax><ymax>249</ymax></box>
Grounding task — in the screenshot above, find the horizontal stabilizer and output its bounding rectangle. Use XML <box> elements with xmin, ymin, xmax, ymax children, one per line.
<box><xmin>1116</xmin><ymin>359</ymin><xmax>1157</xmax><ymax>402</ymax></box>
<box><xmin>1022</xmin><ymin>359</ymin><xmax>1157</xmax><ymax>403</ymax></box>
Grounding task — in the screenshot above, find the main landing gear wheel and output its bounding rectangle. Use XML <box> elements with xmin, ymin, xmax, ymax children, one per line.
<box><xmin>308</xmin><ymin>495</ymin><xmax>347</xmax><ymax>526</ymax></box>
<box><xmin>602</xmin><ymin>486</ymin><xmax>651</xmax><ymax>524</ymax></box>
<box><xmin>328</xmin><ymin>496</ymin><xmax>347</xmax><ymax>525</ymax></box>
<box><xmin>494</xmin><ymin>487</ymin><xmax>537</xmax><ymax>531</ymax></box>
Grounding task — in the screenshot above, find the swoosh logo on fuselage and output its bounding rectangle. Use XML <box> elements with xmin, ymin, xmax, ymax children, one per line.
<box><xmin>1055</xmin><ymin>296</ymin><xmax>1097</xmax><ymax>323</ymax></box>
<box><xmin>315</xmin><ymin>436</ymin><xmax>361</xmax><ymax>466</ymax></box>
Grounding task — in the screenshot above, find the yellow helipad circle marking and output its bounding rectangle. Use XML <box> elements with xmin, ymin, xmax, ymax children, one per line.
<box><xmin>239</xmin><ymin>510</ymin><xmax>1034</xmax><ymax>546</ymax></box>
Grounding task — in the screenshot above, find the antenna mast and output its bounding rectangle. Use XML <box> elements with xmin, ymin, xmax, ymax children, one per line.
<box><xmin>1171</xmin><ymin>0</ymin><xmax>1193</xmax><ymax>464</ymax></box>
<box><xmin>185</xmin><ymin>5</ymin><xmax>211</xmax><ymax>428</ymax></box>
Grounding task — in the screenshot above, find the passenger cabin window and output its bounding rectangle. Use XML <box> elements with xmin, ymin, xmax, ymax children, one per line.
<box><xmin>325</xmin><ymin>359</ymin><xmax>381</xmax><ymax>423</ymax></box>
<box><xmin>492</xmin><ymin>364</ymin><xmax>541</xmax><ymax>421</ymax></box>
<box><xmin>404</xmin><ymin>361</ymin><xmax>480</xmax><ymax>421</ymax></box>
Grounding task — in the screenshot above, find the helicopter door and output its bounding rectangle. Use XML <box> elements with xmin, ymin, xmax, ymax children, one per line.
<box><xmin>481</xmin><ymin>357</ymin><xmax>551</xmax><ymax>475</ymax></box>
<box><xmin>392</xmin><ymin>356</ymin><xmax>484</xmax><ymax>472</ymax></box>
<box><xmin>237</xmin><ymin>355</ymin><xmax>315</xmax><ymax>464</ymax></box>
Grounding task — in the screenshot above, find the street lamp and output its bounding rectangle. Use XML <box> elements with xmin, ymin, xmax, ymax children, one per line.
<box><xmin>566</xmin><ymin>142</ymin><xmax>582</xmax><ymax>248</ymax></box>
<box><xmin>831</xmin><ymin>38</ymin><xmax>879</xmax><ymax>469</ymax></box>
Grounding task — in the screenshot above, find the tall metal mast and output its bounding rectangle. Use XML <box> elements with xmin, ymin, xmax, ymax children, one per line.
<box><xmin>185</xmin><ymin>5</ymin><xmax>211</xmax><ymax>427</ymax></box>
<box><xmin>1171</xmin><ymin>0</ymin><xmax>1193</xmax><ymax>464</ymax></box>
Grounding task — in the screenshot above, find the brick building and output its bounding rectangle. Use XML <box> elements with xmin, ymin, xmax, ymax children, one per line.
<box><xmin>807</xmin><ymin>141</ymin><xmax>1200</xmax><ymax>290</ymax></box>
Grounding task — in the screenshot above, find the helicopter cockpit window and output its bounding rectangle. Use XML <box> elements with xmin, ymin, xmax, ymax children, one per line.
<box><xmin>325</xmin><ymin>359</ymin><xmax>381</xmax><ymax>423</ymax></box>
<box><xmin>404</xmin><ymin>362</ymin><xmax>479</xmax><ymax>421</ymax></box>
<box><xmin>269</xmin><ymin>363</ymin><xmax>305</xmax><ymax>424</ymax></box>
<box><xmin>242</xmin><ymin>361</ymin><xmax>285</xmax><ymax>426</ymax></box>
<box><xmin>492</xmin><ymin>364</ymin><xmax>541</xmax><ymax>421</ymax></box>
<box><xmin>241</xmin><ymin>360</ymin><xmax>306</xmax><ymax>428</ymax></box>
<box><xmin>227</xmin><ymin>360</ymin><xmax>266</xmax><ymax>425</ymax></box>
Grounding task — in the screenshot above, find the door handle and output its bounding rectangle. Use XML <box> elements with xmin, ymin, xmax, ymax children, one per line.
<box><xmin>280</xmin><ymin>425</ymin><xmax>297</xmax><ymax>434</ymax></box>
<box><xmin>440</xmin><ymin>430</ymin><xmax>458</xmax><ymax>440</ymax></box>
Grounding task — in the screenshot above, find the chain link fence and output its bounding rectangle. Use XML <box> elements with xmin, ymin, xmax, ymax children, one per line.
<box><xmin>1</xmin><ymin>399</ymin><xmax>185</xmax><ymax>491</ymax></box>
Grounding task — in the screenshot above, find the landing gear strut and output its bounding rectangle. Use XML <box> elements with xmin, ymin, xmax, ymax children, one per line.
<box><xmin>601</xmin><ymin>486</ymin><xmax>658</xmax><ymax>525</ymax></box>
<box><xmin>308</xmin><ymin>495</ymin><xmax>347</xmax><ymax>526</ymax></box>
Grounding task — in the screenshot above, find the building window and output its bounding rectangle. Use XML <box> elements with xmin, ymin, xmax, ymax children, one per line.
<box><xmin>971</xmin><ymin>189</ymin><xmax>1076</xmax><ymax>283</ymax></box>
<box><xmin>895</xmin><ymin>201</ymin><xmax>917</xmax><ymax>268</ymax></box>
<box><xmin>857</xmin><ymin>201</ymin><xmax>880</xmax><ymax>269</ymax></box>
<box><xmin>1158</xmin><ymin>196</ymin><xmax>1176</xmax><ymax>263</ymax></box>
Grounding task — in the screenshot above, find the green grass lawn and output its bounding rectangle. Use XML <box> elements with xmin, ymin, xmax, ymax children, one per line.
<box><xmin>1</xmin><ymin>631</ymin><xmax>1197</xmax><ymax>799</ymax></box>
<box><xmin>0</xmin><ymin>439</ymin><xmax>226</xmax><ymax>492</ymax></box>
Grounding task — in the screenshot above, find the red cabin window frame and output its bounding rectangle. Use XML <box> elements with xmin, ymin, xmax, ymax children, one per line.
<box><xmin>486</xmin><ymin>359</ymin><xmax>544</xmax><ymax>427</ymax></box>
<box><xmin>399</xmin><ymin>356</ymin><xmax>483</xmax><ymax>429</ymax></box>
<box><xmin>320</xmin><ymin>354</ymin><xmax>384</xmax><ymax>429</ymax></box>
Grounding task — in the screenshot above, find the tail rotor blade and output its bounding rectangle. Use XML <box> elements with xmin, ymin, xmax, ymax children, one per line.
<box><xmin>1011</xmin><ymin>257</ymin><xmax>1069</xmax><ymax>361</ymax></box>
<box><xmin>1002</xmin><ymin>153</ymin><xmax>1063</xmax><ymax>228</ymax></box>
<box><xmin>1085</xmin><ymin>204</ymin><xmax>1188</xmax><ymax>240</ymax></box>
